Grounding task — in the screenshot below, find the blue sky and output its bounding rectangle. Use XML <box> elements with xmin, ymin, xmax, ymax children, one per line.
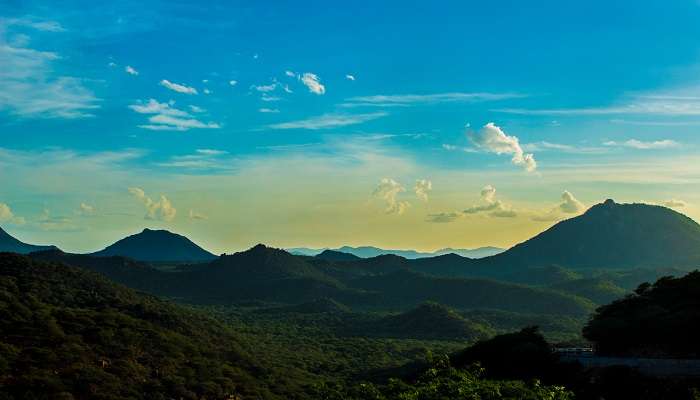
<box><xmin>2</xmin><ymin>0</ymin><xmax>700</xmax><ymax>253</ymax></box>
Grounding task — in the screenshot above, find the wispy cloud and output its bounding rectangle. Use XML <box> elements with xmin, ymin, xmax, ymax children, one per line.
<box><xmin>129</xmin><ymin>99</ymin><xmax>220</xmax><ymax>131</ymax></box>
<box><xmin>160</xmin><ymin>79</ymin><xmax>198</xmax><ymax>94</ymax></box>
<box><xmin>268</xmin><ymin>112</ymin><xmax>387</xmax><ymax>130</ymax></box>
<box><xmin>495</xmin><ymin>93</ymin><xmax>700</xmax><ymax>116</ymax></box>
<box><xmin>300</xmin><ymin>72</ymin><xmax>325</xmax><ymax>95</ymax></box>
<box><xmin>345</xmin><ymin>74</ymin><xmax>356</xmax><ymax>81</ymax></box>
<box><xmin>125</xmin><ymin>65</ymin><xmax>138</xmax><ymax>75</ymax></box>
<box><xmin>345</xmin><ymin>92</ymin><xmax>524</xmax><ymax>107</ymax></box>
<box><xmin>0</xmin><ymin>19</ymin><xmax>99</xmax><ymax>118</ymax></box>
<box><xmin>259</xmin><ymin>108</ymin><xmax>279</xmax><ymax>113</ymax></box>
<box><xmin>603</xmin><ymin>139</ymin><xmax>680</xmax><ymax>150</ymax></box>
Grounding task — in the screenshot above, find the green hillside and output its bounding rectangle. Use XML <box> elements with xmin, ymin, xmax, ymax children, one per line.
<box><xmin>0</xmin><ymin>253</ymin><xmax>291</xmax><ymax>399</ymax></box>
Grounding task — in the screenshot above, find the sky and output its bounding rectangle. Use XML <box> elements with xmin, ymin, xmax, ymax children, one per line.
<box><xmin>1</xmin><ymin>0</ymin><xmax>700</xmax><ymax>254</ymax></box>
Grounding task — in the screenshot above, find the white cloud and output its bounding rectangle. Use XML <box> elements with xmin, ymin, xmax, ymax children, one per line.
<box><xmin>0</xmin><ymin>203</ymin><xmax>25</xmax><ymax>225</ymax></box>
<box><xmin>469</xmin><ymin>122</ymin><xmax>537</xmax><ymax>172</ymax></box>
<box><xmin>128</xmin><ymin>187</ymin><xmax>176</xmax><ymax>221</ymax></box>
<box><xmin>229</xmin><ymin>80</ymin><xmax>238</xmax><ymax>86</ymax></box>
<box><xmin>495</xmin><ymin>92</ymin><xmax>700</xmax><ymax>117</ymax></box>
<box><xmin>2</xmin><ymin>17</ymin><xmax>65</xmax><ymax>32</ymax></box>
<box><xmin>414</xmin><ymin>179</ymin><xmax>432</xmax><ymax>202</ymax></box>
<box><xmin>189</xmin><ymin>105</ymin><xmax>205</xmax><ymax>113</ymax></box>
<box><xmin>559</xmin><ymin>191</ymin><xmax>585</xmax><ymax>213</ymax></box>
<box><xmin>662</xmin><ymin>199</ymin><xmax>687</xmax><ymax>208</ymax></box>
<box><xmin>603</xmin><ymin>139</ymin><xmax>680</xmax><ymax>150</ymax></box>
<box><xmin>268</xmin><ymin>112</ymin><xmax>387</xmax><ymax>130</ymax></box>
<box><xmin>203</xmin><ymin>88</ymin><xmax>212</xmax><ymax>95</ymax></box>
<box><xmin>196</xmin><ymin>148</ymin><xmax>227</xmax><ymax>155</ymax></box>
<box><xmin>125</xmin><ymin>65</ymin><xmax>138</xmax><ymax>75</ymax></box>
<box><xmin>345</xmin><ymin>92</ymin><xmax>524</xmax><ymax>107</ymax></box>
<box><xmin>252</xmin><ymin>83</ymin><xmax>277</xmax><ymax>92</ymax></box>
<box><xmin>189</xmin><ymin>209</ymin><xmax>208</xmax><ymax>220</ymax></box>
<box><xmin>285</xmin><ymin>70</ymin><xmax>296</xmax><ymax>77</ymax></box>
<box><xmin>0</xmin><ymin>22</ymin><xmax>99</xmax><ymax>118</ymax></box>
<box><xmin>129</xmin><ymin>99</ymin><xmax>220</xmax><ymax>131</ymax></box>
<box><xmin>346</xmin><ymin>74</ymin><xmax>356</xmax><ymax>81</ymax></box>
<box><xmin>427</xmin><ymin>185</ymin><xmax>515</xmax><ymax>223</ymax></box>
<box><xmin>282</xmin><ymin>84</ymin><xmax>293</xmax><ymax>93</ymax></box>
<box><xmin>160</xmin><ymin>79</ymin><xmax>198</xmax><ymax>94</ymax></box>
<box><xmin>261</xmin><ymin>94</ymin><xmax>281</xmax><ymax>102</ymax></box>
<box><xmin>373</xmin><ymin>178</ymin><xmax>410</xmax><ymax>215</ymax></box>
<box><xmin>532</xmin><ymin>191</ymin><xmax>586</xmax><ymax>221</ymax></box>
<box><xmin>301</xmin><ymin>72</ymin><xmax>325</xmax><ymax>95</ymax></box>
<box><xmin>259</xmin><ymin>108</ymin><xmax>279</xmax><ymax>113</ymax></box>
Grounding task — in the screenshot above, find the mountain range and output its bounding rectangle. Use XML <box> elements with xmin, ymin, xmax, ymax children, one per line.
<box><xmin>288</xmin><ymin>245</ymin><xmax>505</xmax><ymax>259</ymax></box>
<box><xmin>4</xmin><ymin>199</ymin><xmax>700</xmax><ymax>313</ymax></box>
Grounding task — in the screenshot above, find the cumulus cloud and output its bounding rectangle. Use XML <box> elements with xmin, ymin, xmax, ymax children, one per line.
<box><xmin>189</xmin><ymin>209</ymin><xmax>207</xmax><ymax>220</ymax></box>
<box><xmin>160</xmin><ymin>79</ymin><xmax>198</xmax><ymax>94</ymax></box>
<box><xmin>301</xmin><ymin>72</ymin><xmax>325</xmax><ymax>95</ymax></box>
<box><xmin>414</xmin><ymin>179</ymin><xmax>432</xmax><ymax>202</ymax></box>
<box><xmin>125</xmin><ymin>65</ymin><xmax>138</xmax><ymax>75</ymax></box>
<box><xmin>532</xmin><ymin>191</ymin><xmax>586</xmax><ymax>221</ymax></box>
<box><xmin>0</xmin><ymin>20</ymin><xmax>99</xmax><ymax>118</ymax></box>
<box><xmin>603</xmin><ymin>139</ymin><xmax>680</xmax><ymax>150</ymax></box>
<box><xmin>129</xmin><ymin>99</ymin><xmax>220</xmax><ymax>131</ymax></box>
<box><xmin>268</xmin><ymin>112</ymin><xmax>387</xmax><ymax>130</ymax></box>
<box><xmin>426</xmin><ymin>185</ymin><xmax>515</xmax><ymax>223</ymax></box>
<box><xmin>0</xmin><ymin>203</ymin><xmax>25</xmax><ymax>225</ymax></box>
<box><xmin>128</xmin><ymin>187</ymin><xmax>176</xmax><ymax>221</ymax></box>
<box><xmin>373</xmin><ymin>178</ymin><xmax>410</xmax><ymax>215</ymax></box>
<box><xmin>469</xmin><ymin>123</ymin><xmax>537</xmax><ymax>172</ymax></box>
<box><xmin>559</xmin><ymin>191</ymin><xmax>585</xmax><ymax>213</ymax></box>
<box><xmin>463</xmin><ymin>186</ymin><xmax>515</xmax><ymax>217</ymax></box>
<box><xmin>346</xmin><ymin>74</ymin><xmax>356</xmax><ymax>81</ymax></box>
<box><xmin>662</xmin><ymin>199</ymin><xmax>687</xmax><ymax>208</ymax></box>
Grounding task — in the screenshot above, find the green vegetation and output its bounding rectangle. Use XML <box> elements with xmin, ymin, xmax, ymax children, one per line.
<box><xmin>584</xmin><ymin>270</ymin><xmax>700</xmax><ymax>357</ymax></box>
<box><xmin>0</xmin><ymin>253</ymin><xmax>292</xmax><ymax>400</ymax></box>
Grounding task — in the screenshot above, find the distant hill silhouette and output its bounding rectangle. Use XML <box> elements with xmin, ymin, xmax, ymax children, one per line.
<box><xmin>0</xmin><ymin>226</ymin><xmax>57</xmax><ymax>254</ymax></box>
<box><xmin>404</xmin><ymin>200</ymin><xmax>700</xmax><ymax>279</ymax></box>
<box><xmin>489</xmin><ymin>200</ymin><xmax>700</xmax><ymax>269</ymax></box>
<box><xmin>289</xmin><ymin>245</ymin><xmax>504</xmax><ymax>259</ymax></box>
<box><xmin>90</xmin><ymin>228</ymin><xmax>216</xmax><ymax>262</ymax></box>
<box><xmin>315</xmin><ymin>249</ymin><xmax>362</xmax><ymax>261</ymax></box>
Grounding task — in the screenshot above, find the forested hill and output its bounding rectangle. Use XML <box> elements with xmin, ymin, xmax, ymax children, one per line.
<box><xmin>0</xmin><ymin>252</ymin><xmax>298</xmax><ymax>400</ymax></box>
<box><xmin>487</xmin><ymin>200</ymin><xmax>700</xmax><ymax>269</ymax></box>
<box><xmin>90</xmin><ymin>228</ymin><xmax>217</xmax><ymax>262</ymax></box>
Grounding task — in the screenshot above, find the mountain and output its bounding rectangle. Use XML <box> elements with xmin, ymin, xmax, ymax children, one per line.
<box><xmin>0</xmin><ymin>226</ymin><xmax>57</xmax><ymax>254</ymax></box>
<box><xmin>0</xmin><ymin>252</ymin><xmax>293</xmax><ymax>399</ymax></box>
<box><xmin>90</xmin><ymin>228</ymin><xmax>217</xmax><ymax>262</ymax></box>
<box><xmin>288</xmin><ymin>245</ymin><xmax>505</xmax><ymax>259</ymax></box>
<box><xmin>550</xmin><ymin>277</ymin><xmax>628</xmax><ymax>304</ymax></box>
<box><xmin>487</xmin><ymin>200</ymin><xmax>700</xmax><ymax>270</ymax></box>
<box><xmin>315</xmin><ymin>249</ymin><xmax>362</xmax><ymax>261</ymax></box>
